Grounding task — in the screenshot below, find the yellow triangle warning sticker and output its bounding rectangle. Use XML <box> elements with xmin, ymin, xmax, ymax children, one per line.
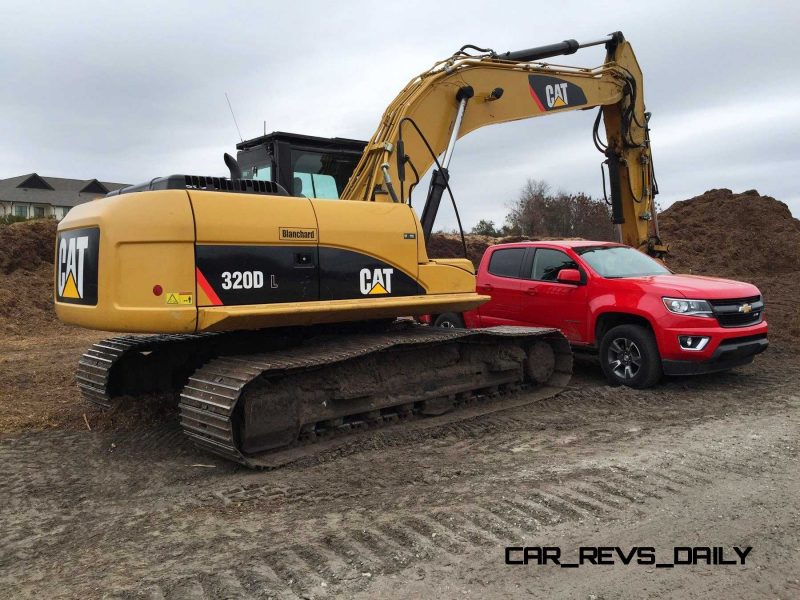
<box><xmin>62</xmin><ymin>272</ymin><xmax>80</xmax><ymax>299</ymax></box>
<box><xmin>368</xmin><ymin>282</ymin><xmax>389</xmax><ymax>295</ymax></box>
<box><xmin>552</xmin><ymin>96</ymin><xmax>566</xmax><ymax>107</ymax></box>
<box><xmin>166</xmin><ymin>293</ymin><xmax>178</xmax><ymax>305</ymax></box>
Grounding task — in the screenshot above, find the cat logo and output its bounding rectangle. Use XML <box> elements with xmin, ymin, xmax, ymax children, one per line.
<box><xmin>528</xmin><ymin>74</ymin><xmax>587</xmax><ymax>112</ymax></box>
<box><xmin>546</xmin><ymin>82</ymin><xmax>569</xmax><ymax>108</ymax></box>
<box><xmin>57</xmin><ymin>236</ymin><xmax>88</xmax><ymax>299</ymax></box>
<box><xmin>56</xmin><ymin>227</ymin><xmax>99</xmax><ymax>305</ymax></box>
<box><xmin>360</xmin><ymin>268</ymin><xmax>393</xmax><ymax>295</ymax></box>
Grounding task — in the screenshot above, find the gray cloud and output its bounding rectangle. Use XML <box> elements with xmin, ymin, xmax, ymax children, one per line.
<box><xmin>1</xmin><ymin>0</ymin><xmax>798</xmax><ymax>230</ymax></box>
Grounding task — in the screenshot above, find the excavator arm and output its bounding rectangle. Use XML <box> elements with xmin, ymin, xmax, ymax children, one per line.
<box><xmin>342</xmin><ymin>32</ymin><xmax>666</xmax><ymax>257</ymax></box>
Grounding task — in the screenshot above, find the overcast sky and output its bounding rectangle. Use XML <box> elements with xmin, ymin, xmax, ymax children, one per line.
<box><xmin>1</xmin><ymin>0</ymin><xmax>798</xmax><ymax>230</ymax></box>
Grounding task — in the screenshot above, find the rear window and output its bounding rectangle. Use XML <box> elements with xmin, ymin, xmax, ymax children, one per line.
<box><xmin>488</xmin><ymin>248</ymin><xmax>525</xmax><ymax>278</ymax></box>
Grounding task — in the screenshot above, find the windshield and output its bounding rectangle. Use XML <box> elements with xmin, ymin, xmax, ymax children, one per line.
<box><xmin>575</xmin><ymin>246</ymin><xmax>670</xmax><ymax>278</ymax></box>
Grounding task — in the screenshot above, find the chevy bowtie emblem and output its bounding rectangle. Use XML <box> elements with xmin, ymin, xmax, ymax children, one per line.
<box><xmin>739</xmin><ymin>303</ymin><xmax>752</xmax><ymax>313</ymax></box>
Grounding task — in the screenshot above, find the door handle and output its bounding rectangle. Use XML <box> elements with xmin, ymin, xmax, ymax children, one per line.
<box><xmin>479</xmin><ymin>283</ymin><xmax>493</xmax><ymax>292</ymax></box>
<box><xmin>525</xmin><ymin>287</ymin><xmax>537</xmax><ymax>295</ymax></box>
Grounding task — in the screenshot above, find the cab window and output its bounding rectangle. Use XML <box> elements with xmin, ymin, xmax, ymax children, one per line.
<box><xmin>531</xmin><ymin>248</ymin><xmax>578</xmax><ymax>282</ymax></box>
<box><xmin>291</xmin><ymin>150</ymin><xmax>357</xmax><ymax>199</ymax></box>
<box><xmin>488</xmin><ymin>248</ymin><xmax>525</xmax><ymax>278</ymax></box>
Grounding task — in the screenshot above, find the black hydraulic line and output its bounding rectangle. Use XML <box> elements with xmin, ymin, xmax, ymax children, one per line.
<box><xmin>405</xmin><ymin>157</ymin><xmax>420</xmax><ymax>206</ymax></box>
<box><xmin>456</xmin><ymin>44</ymin><xmax>494</xmax><ymax>57</ymax></box>
<box><xmin>592</xmin><ymin>108</ymin><xmax>607</xmax><ymax>153</ymax></box>
<box><xmin>398</xmin><ymin>117</ymin><xmax>468</xmax><ymax>259</ymax></box>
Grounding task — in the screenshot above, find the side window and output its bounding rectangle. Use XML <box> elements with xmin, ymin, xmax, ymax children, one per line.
<box><xmin>291</xmin><ymin>150</ymin><xmax>352</xmax><ymax>199</ymax></box>
<box><xmin>531</xmin><ymin>248</ymin><xmax>578</xmax><ymax>282</ymax></box>
<box><xmin>488</xmin><ymin>248</ymin><xmax>525</xmax><ymax>278</ymax></box>
<box><xmin>251</xmin><ymin>165</ymin><xmax>272</xmax><ymax>182</ymax></box>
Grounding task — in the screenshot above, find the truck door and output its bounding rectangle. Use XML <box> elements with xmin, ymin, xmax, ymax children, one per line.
<box><xmin>521</xmin><ymin>247</ymin><xmax>588</xmax><ymax>343</ymax></box>
<box><xmin>476</xmin><ymin>246</ymin><xmax>526</xmax><ymax>326</ymax></box>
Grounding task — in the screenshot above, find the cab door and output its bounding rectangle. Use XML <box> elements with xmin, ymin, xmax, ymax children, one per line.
<box><xmin>476</xmin><ymin>246</ymin><xmax>526</xmax><ymax>326</ymax></box>
<box><xmin>521</xmin><ymin>247</ymin><xmax>589</xmax><ymax>343</ymax></box>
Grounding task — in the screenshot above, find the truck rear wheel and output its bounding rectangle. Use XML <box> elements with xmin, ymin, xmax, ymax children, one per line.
<box><xmin>599</xmin><ymin>324</ymin><xmax>661</xmax><ymax>388</ymax></box>
<box><xmin>433</xmin><ymin>312</ymin><xmax>465</xmax><ymax>328</ymax></box>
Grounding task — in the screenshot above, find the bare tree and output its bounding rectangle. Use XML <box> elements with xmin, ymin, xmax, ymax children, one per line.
<box><xmin>504</xmin><ymin>179</ymin><xmax>615</xmax><ymax>241</ymax></box>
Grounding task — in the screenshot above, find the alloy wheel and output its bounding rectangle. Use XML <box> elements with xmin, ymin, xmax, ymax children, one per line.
<box><xmin>608</xmin><ymin>337</ymin><xmax>642</xmax><ymax>380</ymax></box>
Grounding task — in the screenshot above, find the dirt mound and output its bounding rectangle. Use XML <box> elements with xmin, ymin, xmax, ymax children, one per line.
<box><xmin>0</xmin><ymin>220</ymin><xmax>60</xmax><ymax>335</ymax></box>
<box><xmin>0</xmin><ymin>218</ymin><xmax>57</xmax><ymax>273</ymax></box>
<box><xmin>659</xmin><ymin>189</ymin><xmax>800</xmax><ymax>340</ymax></box>
<box><xmin>427</xmin><ymin>233</ymin><xmax>498</xmax><ymax>266</ymax></box>
<box><xmin>659</xmin><ymin>188</ymin><xmax>800</xmax><ymax>277</ymax></box>
<box><xmin>428</xmin><ymin>233</ymin><xmax>580</xmax><ymax>267</ymax></box>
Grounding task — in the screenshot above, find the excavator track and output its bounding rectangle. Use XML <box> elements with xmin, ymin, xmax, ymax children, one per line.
<box><xmin>76</xmin><ymin>333</ymin><xmax>223</xmax><ymax>408</ymax></box>
<box><xmin>75</xmin><ymin>323</ymin><xmax>571</xmax><ymax>468</ymax></box>
<box><xmin>178</xmin><ymin>325</ymin><xmax>571</xmax><ymax>468</ymax></box>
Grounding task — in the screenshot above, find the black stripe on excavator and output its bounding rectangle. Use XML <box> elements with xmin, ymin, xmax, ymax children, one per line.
<box><xmin>195</xmin><ymin>245</ymin><xmax>422</xmax><ymax>306</ymax></box>
<box><xmin>528</xmin><ymin>75</ymin><xmax>587</xmax><ymax>112</ymax></box>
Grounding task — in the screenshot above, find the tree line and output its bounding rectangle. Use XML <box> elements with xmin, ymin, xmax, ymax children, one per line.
<box><xmin>471</xmin><ymin>179</ymin><xmax>616</xmax><ymax>241</ymax></box>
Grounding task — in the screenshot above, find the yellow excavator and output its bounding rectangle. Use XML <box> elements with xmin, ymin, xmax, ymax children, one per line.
<box><xmin>54</xmin><ymin>31</ymin><xmax>662</xmax><ymax>467</ymax></box>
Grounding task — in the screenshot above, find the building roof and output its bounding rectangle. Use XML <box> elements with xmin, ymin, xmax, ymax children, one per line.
<box><xmin>0</xmin><ymin>173</ymin><xmax>129</xmax><ymax>207</ymax></box>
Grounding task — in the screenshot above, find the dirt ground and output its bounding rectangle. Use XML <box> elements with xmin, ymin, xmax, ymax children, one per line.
<box><xmin>1</xmin><ymin>342</ymin><xmax>798</xmax><ymax>599</ymax></box>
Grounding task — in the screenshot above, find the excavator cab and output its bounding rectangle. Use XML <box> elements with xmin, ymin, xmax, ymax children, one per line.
<box><xmin>234</xmin><ymin>131</ymin><xmax>366</xmax><ymax>199</ymax></box>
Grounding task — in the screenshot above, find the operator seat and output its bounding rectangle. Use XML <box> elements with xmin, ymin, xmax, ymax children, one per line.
<box><xmin>293</xmin><ymin>177</ymin><xmax>306</xmax><ymax>197</ymax></box>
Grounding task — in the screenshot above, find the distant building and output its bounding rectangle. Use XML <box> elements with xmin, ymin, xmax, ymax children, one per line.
<box><xmin>0</xmin><ymin>173</ymin><xmax>128</xmax><ymax>221</ymax></box>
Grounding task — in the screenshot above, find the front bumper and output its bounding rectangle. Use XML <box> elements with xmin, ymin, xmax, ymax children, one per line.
<box><xmin>662</xmin><ymin>334</ymin><xmax>768</xmax><ymax>376</ymax></box>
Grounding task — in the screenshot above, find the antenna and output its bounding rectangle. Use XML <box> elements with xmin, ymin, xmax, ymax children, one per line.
<box><xmin>225</xmin><ymin>92</ymin><xmax>243</xmax><ymax>142</ymax></box>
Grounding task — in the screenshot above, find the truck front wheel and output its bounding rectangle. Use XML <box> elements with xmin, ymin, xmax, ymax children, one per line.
<box><xmin>599</xmin><ymin>324</ymin><xmax>662</xmax><ymax>388</ymax></box>
<box><xmin>433</xmin><ymin>313</ymin><xmax>465</xmax><ymax>328</ymax></box>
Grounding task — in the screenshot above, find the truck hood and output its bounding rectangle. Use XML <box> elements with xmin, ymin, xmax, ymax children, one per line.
<box><xmin>626</xmin><ymin>274</ymin><xmax>761</xmax><ymax>300</ymax></box>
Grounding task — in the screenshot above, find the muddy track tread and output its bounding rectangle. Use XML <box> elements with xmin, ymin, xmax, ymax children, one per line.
<box><xmin>76</xmin><ymin>333</ymin><xmax>220</xmax><ymax>408</ymax></box>
<box><xmin>178</xmin><ymin>325</ymin><xmax>571</xmax><ymax>468</ymax></box>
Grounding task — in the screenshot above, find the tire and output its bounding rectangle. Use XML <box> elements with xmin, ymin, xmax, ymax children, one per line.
<box><xmin>433</xmin><ymin>312</ymin><xmax>465</xmax><ymax>328</ymax></box>
<box><xmin>599</xmin><ymin>324</ymin><xmax>662</xmax><ymax>388</ymax></box>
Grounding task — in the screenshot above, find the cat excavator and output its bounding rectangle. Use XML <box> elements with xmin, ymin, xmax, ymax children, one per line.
<box><xmin>55</xmin><ymin>31</ymin><xmax>662</xmax><ymax>467</ymax></box>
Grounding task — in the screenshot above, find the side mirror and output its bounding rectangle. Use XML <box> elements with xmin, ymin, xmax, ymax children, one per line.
<box><xmin>557</xmin><ymin>268</ymin><xmax>582</xmax><ymax>284</ymax></box>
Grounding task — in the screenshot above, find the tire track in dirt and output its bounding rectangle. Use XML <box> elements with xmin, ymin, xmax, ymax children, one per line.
<box><xmin>2</xmin><ymin>357</ymin><xmax>798</xmax><ymax>598</ymax></box>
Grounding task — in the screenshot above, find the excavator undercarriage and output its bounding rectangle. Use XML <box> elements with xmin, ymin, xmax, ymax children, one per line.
<box><xmin>78</xmin><ymin>322</ymin><xmax>570</xmax><ymax>468</ymax></box>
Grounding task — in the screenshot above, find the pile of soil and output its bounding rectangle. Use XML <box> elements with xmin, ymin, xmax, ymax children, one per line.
<box><xmin>658</xmin><ymin>188</ymin><xmax>800</xmax><ymax>277</ymax></box>
<box><xmin>427</xmin><ymin>233</ymin><xmax>574</xmax><ymax>266</ymax></box>
<box><xmin>659</xmin><ymin>189</ymin><xmax>800</xmax><ymax>340</ymax></box>
<box><xmin>428</xmin><ymin>233</ymin><xmax>504</xmax><ymax>266</ymax></box>
<box><xmin>0</xmin><ymin>219</ymin><xmax>63</xmax><ymax>336</ymax></box>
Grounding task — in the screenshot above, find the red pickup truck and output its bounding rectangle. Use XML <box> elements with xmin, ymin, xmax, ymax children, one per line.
<box><xmin>430</xmin><ymin>241</ymin><xmax>768</xmax><ymax>388</ymax></box>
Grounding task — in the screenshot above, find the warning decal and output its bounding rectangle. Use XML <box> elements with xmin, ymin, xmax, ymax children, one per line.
<box><xmin>166</xmin><ymin>292</ymin><xmax>193</xmax><ymax>305</ymax></box>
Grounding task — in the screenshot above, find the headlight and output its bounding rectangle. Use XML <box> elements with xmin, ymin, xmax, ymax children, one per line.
<box><xmin>662</xmin><ymin>297</ymin><xmax>713</xmax><ymax>316</ymax></box>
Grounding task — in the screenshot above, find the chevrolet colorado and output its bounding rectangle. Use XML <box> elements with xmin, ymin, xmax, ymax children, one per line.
<box><xmin>431</xmin><ymin>241</ymin><xmax>768</xmax><ymax>388</ymax></box>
